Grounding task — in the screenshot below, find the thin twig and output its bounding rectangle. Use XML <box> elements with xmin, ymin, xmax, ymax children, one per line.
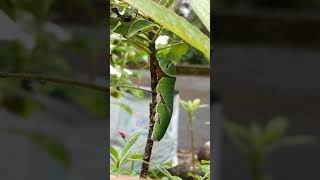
<box><xmin>151</xmin><ymin>26</ymin><xmax>163</xmax><ymax>43</ymax></box>
<box><xmin>0</xmin><ymin>72</ymin><xmax>153</xmax><ymax>93</ymax></box>
<box><xmin>110</xmin><ymin>84</ymin><xmax>153</xmax><ymax>93</ymax></box>
<box><xmin>188</xmin><ymin>111</ymin><xmax>196</xmax><ymax>170</ymax></box>
<box><xmin>124</xmin><ymin>35</ymin><xmax>150</xmax><ymax>53</ymax></box>
<box><xmin>156</xmin><ymin>42</ymin><xmax>185</xmax><ymax>52</ymax></box>
<box><xmin>0</xmin><ymin>72</ymin><xmax>106</xmax><ymax>91</ymax></box>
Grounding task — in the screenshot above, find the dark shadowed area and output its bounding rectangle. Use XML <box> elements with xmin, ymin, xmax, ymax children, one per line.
<box><xmin>214</xmin><ymin>1</ymin><xmax>320</xmax><ymax>180</ymax></box>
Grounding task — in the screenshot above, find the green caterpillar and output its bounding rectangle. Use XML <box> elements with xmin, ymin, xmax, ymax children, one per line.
<box><xmin>151</xmin><ymin>54</ymin><xmax>176</xmax><ymax>142</ymax></box>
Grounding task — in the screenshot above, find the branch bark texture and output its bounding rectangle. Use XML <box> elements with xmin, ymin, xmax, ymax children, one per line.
<box><xmin>140</xmin><ymin>40</ymin><xmax>158</xmax><ymax>178</ymax></box>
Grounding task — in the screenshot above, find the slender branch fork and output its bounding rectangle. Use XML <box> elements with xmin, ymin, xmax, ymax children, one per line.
<box><xmin>0</xmin><ymin>72</ymin><xmax>152</xmax><ymax>93</ymax></box>
<box><xmin>109</xmin><ymin>84</ymin><xmax>153</xmax><ymax>93</ymax></box>
<box><xmin>156</xmin><ymin>41</ymin><xmax>185</xmax><ymax>52</ymax></box>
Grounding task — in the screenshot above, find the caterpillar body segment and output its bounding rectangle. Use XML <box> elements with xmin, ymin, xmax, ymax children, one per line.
<box><xmin>151</xmin><ymin>55</ymin><xmax>176</xmax><ymax>142</ymax></box>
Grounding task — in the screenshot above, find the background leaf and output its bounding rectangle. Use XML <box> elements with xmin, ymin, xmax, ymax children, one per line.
<box><xmin>113</xmin><ymin>102</ymin><xmax>133</xmax><ymax>115</ymax></box>
<box><xmin>8</xmin><ymin>129</ymin><xmax>71</xmax><ymax>169</ymax></box>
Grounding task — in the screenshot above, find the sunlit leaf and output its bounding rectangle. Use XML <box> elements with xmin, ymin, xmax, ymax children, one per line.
<box><xmin>123</xmin><ymin>0</ymin><xmax>210</xmax><ymax>59</ymax></box>
<box><xmin>129</xmin><ymin>154</ymin><xmax>144</xmax><ymax>159</ymax></box>
<box><xmin>119</xmin><ymin>131</ymin><xmax>142</xmax><ymax>165</ymax></box>
<box><xmin>189</xmin><ymin>0</ymin><xmax>210</xmax><ymax>32</ymax></box>
<box><xmin>168</xmin><ymin>43</ymin><xmax>189</xmax><ymax>63</ymax></box>
<box><xmin>110</xmin><ymin>145</ymin><xmax>119</xmax><ymax>158</ymax></box>
<box><xmin>163</xmin><ymin>161</ymin><xmax>173</xmax><ymax>167</ymax></box>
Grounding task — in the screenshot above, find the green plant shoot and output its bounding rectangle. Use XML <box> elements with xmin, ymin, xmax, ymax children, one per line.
<box><xmin>180</xmin><ymin>98</ymin><xmax>208</xmax><ymax>170</ymax></box>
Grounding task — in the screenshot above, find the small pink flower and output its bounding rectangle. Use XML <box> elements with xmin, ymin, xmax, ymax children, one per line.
<box><xmin>118</xmin><ymin>130</ymin><xmax>126</xmax><ymax>140</ymax></box>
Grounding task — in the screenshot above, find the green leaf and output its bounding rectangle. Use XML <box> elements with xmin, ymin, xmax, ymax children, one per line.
<box><xmin>263</xmin><ymin>117</ymin><xmax>288</xmax><ymax>144</ymax></box>
<box><xmin>200</xmin><ymin>164</ymin><xmax>210</xmax><ymax>174</ymax></box>
<box><xmin>189</xmin><ymin>0</ymin><xmax>210</xmax><ymax>32</ymax></box>
<box><xmin>161</xmin><ymin>177</ymin><xmax>170</xmax><ymax>180</ymax></box>
<box><xmin>1</xmin><ymin>94</ymin><xmax>39</xmax><ymax>118</ymax></box>
<box><xmin>187</xmin><ymin>172</ymin><xmax>202</xmax><ymax>180</ymax></box>
<box><xmin>8</xmin><ymin>129</ymin><xmax>71</xmax><ymax>169</ymax></box>
<box><xmin>113</xmin><ymin>21</ymin><xmax>132</xmax><ymax>35</ymax></box>
<box><xmin>200</xmin><ymin>160</ymin><xmax>210</xmax><ymax>164</ymax></box>
<box><xmin>110</xmin><ymin>145</ymin><xmax>119</xmax><ymax>158</ymax></box>
<box><xmin>129</xmin><ymin>154</ymin><xmax>144</xmax><ymax>159</ymax></box>
<box><xmin>180</xmin><ymin>100</ymin><xmax>189</xmax><ymax>111</ymax></box>
<box><xmin>128</xmin><ymin>88</ymin><xmax>145</xmax><ymax>99</ymax></box>
<box><xmin>128</xmin><ymin>19</ymin><xmax>154</xmax><ymax>37</ymax></box>
<box><xmin>163</xmin><ymin>161</ymin><xmax>173</xmax><ymax>167</ymax></box>
<box><xmin>119</xmin><ymin>131</ymin><xmax>142</xmax><ymax>165</ymax></box>
<box><xmin>123</xmin><ymin>0</ymin><xmax>210</xmax><ymax>59</ymax></box>
<box><xmin>193</xmin><ymin>98</ymin><xmax>200</xmax><ymax>107</ymax></box>
<box><xmin>267</xmin><ymin>135</ymin><xmax>317</xmax><ymax>152</ymax></box>
<box><xmin>164</xmin><ymin>0</ymin><xmax>175</xmax><ymax>8</ymax></box>
<box><xmin>113</xmin><ymin>102</ymin><xmax>133</xmax><ymax>115</ymax></box>
<box><xmin>168</xmin><ymin>43</ymin><xmax>189</xmax><ymax>63</ymax></box>
<box><xmin>110</xmin><ymin>17</ymin><xmax>120</xmax><ymax>30</ymax></box>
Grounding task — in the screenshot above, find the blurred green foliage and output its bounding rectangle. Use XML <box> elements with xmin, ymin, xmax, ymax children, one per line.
<box><xmin>0</xmin><ymin>0</ymin><xmax>107</xmax><ymax>171</ymax></box>
<box><xmin>224</xmin><ymin>117</ymin><xmax>317</xmax><ymax>180</ymax></box>
<box><xmin>8</xmin><ymin>128</ymin><xmax>71</xmax><ymax>169</ymax></box>
<box><xmin>0</xmin><ymin>0</ymin><xmax>107</xmax><ymax>118</ymax></box>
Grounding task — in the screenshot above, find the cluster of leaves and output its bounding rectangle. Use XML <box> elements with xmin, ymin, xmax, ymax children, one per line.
<box><xmin>188</xmin><ymin>160</ymin><xmax>210</xmax><ymax>180</ymax></box>
<box><xmin>110</xmin><ymin>0</ymin><xmax>191</xmax><ymax>115</ymax></box>
<box><xmin>110</xmin><ymin>131</ymin><xmax>144</xmax><ymax>175</ymax></box>
<box><xmin>224</xmin><ymin>117</ymin><xmax>316</xmax><ymax>180</ymax></box>
<box><xmin>110</xmin><ymin>33</ymin><xmax>146</xmax><ymax>99</ymax></box>
<box><xmin>0</xmin><ymin>0</ymin><xmax>106</xmax><ymax>172</ymax></box>
<box><xmin>180</xmin><ymin>98</ymin><xmax>208</xmax><ymax>170</ymax></box>
<box><xmin>110</xmin><ymin>131</ymin><xmax>182</xmax><ymax>179</ymax></box>
<box><xmin>180</xmin><ymin>98</ymin><xmax>208</xmax><ymax>114</ymax></box>
<box><xmin>120</xmin><ymin>0</ymin><xmax>210</xmax><ymax>59</ymax></box>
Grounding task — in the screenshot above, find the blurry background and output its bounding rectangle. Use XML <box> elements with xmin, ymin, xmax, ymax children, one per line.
<box><xmin>0</xmin><ymin>0</ymin><xmax>107</xmax><ymax>179</ymax></box>
<box><xmin>213</xmin><ymin>0</ymin><xmax>320</xmax><ymax>180</ymax></box>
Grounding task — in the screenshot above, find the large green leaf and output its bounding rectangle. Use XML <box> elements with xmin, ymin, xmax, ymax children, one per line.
<box><xmin>189</xmin><ymin>0</ymin><xmax>210</xmax><ymax>32</ymax></box>
<box><xmin>124</xmin><ymin>0</ymin><xmax>210</xmax><ymax>60</ymax></box>
<box><xmin>128</xmin><ymin>19</ymin><xmax>154</xmax><ymax>37</ymax></box>
<box><xmin>119</xmin><ymin>131</ymin><xmax>142</xmax><ymax>165</ymax></box>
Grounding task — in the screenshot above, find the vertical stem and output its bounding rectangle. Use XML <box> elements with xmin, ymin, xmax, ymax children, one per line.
<box><xmin>250</xmin><ymin>152</ymin><xmax>264</xmax><ymax>180</ymax></box>
<box><xmin>251</xmin><ymin>164</ymin><xmax>263</xmax><ymax>180</ymax></box>
<box><xmin>140</xmin><ymin>41</ymin><xmax>158</xmax><ymax>178</ymax></box>
<box><xmin>188</xmin><ymin>111</ymin><xmax>196</xmax><ymax>170</ymax></box>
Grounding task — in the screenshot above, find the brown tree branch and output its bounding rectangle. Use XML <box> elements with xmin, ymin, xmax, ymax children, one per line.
<box><xmin>140</xmin><ymin>37</ymin><xmax>159</xmax><ymax>178</ymax></box>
